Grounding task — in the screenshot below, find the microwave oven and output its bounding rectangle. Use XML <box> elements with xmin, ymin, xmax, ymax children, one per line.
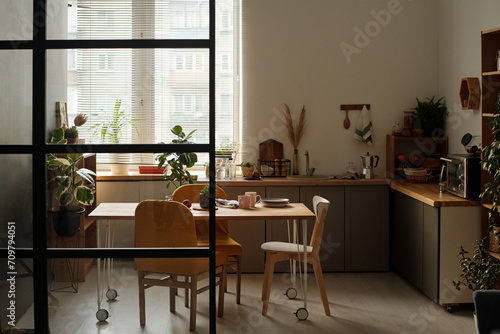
<box><xmin>440</xmin><ymin>154</ymin><xmax>481</xmax><ymax>200</ymax></box>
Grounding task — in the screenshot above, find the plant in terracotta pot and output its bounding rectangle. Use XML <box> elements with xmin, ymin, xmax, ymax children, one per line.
<box><xmin>47</xmin><ymin>128</ymin><xmax>96</xmax><ymax>237</ymax></box>
<box><xmin>411</xmin><ymin>96</ymin><xmax>448</xmax><ymax>137</ymax></box>
<box><xmin>156</xmin><ymin>125</ymin><xmax>198</xmax><ymax>189</ymax></box>
<box><xmin>65</xmin><ymin>126</ymin><xmax>79</xmax><ymax>144</ymax></box>
<box><xmin>481</xmin><ymin>93</ymin><xmax>500</xmax><ymax>252</ymax></box>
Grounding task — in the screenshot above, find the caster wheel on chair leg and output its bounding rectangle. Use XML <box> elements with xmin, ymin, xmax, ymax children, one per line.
<box><xmin>106</xmin><ymin>288</ymin><xmax>118</xmax><ymax>300</ymax></box>
<box><xmin>294</xmin><ymin>307</ymin><xmax>308</xmax><ymax>321</ymax></box>
<box><xmin>285</xmin><ymin>287</ymin><xmax>298</xmax><ymax>299</ymax></box>
<box><xmin>96</xmin><ymin>308</ymin><xmax>109</xmax><ymax>322</ymax></box>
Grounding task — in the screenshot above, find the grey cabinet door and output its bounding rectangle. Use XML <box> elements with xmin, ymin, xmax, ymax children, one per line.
<box><xmin>345</xmin><ymin>186</ymin><xmax>389</xmax><ymax>271</ymax></box>
<box><xmin>265</xmin><ymin>186</ymin><xmax>300</xmax><ymax>272</ymax></box>
<box><xmin>422</xmin><ymin>204</ymin><xmax>439</xmax><ymax>301</ymax></box>
<box><xmin>300</xmin><ymin>186</ymin><xmax>345</xmax><ymax>272</ymax></box>
<box><xmin>222</xmin><ymin>186</ymin><xmax>267</xmax><ymax>273</ymax></box>
<box><xmin>391</xmin><ymin>191</ymin><xmax>424</xmax><ymax>290</ymax></box>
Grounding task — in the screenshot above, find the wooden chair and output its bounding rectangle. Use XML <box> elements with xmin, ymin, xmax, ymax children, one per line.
<box><xmin>172</xmin><ymin>184</ymin><xmax>243</xmax><ymax>304</ymax></box>
<box><xmin>260</xmin><ymin>195</ymin><xmax>331</xmax><ymax>316</ymax></box>
<box><xmin>134</xmin><ymin>200</ymin><xmax>227</xmax><ymax>332</ymax></box>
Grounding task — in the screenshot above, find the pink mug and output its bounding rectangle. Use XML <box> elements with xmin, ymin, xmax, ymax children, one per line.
<box><xmin>238</xmin><ymin>195</ymin><xmax>251</xmax><ymax>209</ymax></box>
<box><xmin>245</xmin><ymin>192</ymin><xmax>262</xmax><ymax>207</ymax></box>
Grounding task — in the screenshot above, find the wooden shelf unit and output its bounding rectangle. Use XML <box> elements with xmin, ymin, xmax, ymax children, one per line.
<box><xmin>459</xmin><ymin>77</ymin><xmax>480</xmax><ymax>110</ymax></box>
<box><xmin>480</xmin><ymin>27</ymin><xmax>500</xmax><ymax>257</ymax></box>
<box><xmin>50</xmin><ymin>153</ymin><xmax>97</xmax><ymax>282</ymax></box>
<box><xmin>386</xmin><ymin>135</ymin><xmax>448</xmax><ymax>180</ymax></box>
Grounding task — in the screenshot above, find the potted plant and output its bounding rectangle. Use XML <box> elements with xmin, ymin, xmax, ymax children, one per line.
<box><xmin>412</xmin><ymin>96</ymin><xmax>448</xmax><ymax>137</ymax></box>
<box><xmin>481</xmin><ymin>93</ymin><xmax>500</xmax><ymax>253</ymax></box>
<box><xmin>47</xmin><ymin>129</ymin><xmax>96</xmax><ymax>237</ymax></box>
<box><xmin>240</xmin><ymin>162</ymin><xmax>255</xmax><ymax>176</ymax></box>
<box><xmin>453</xmin><ymin>238</ymin><xmax>500</xmax><ymax>292</ymax></box>
<box><xmin>199</xmin><ymin>185</ymin><xmax>210</xmax><ymax>209</ymax></box>
<box><xmin>156</xmin><ymin>125</ymin><xmax>198</xmax><ymax>189</ymax></box>
<box><xmin>453</xmin><ymin>238</ymin><xmax>500</xmax><ymax>333</ymax></box>
<box><xmin>64</xmin><ymin>126</ymin><xmax>79</xmax><ymax>144</ymax></box>
<box><xmin>90</xmin><ymin>99</ymin><xmax>141</xmax><ymax>144</ymax></box>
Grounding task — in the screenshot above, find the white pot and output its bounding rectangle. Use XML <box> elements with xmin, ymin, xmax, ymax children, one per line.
<box><xmin>110</xmin><ymin>164</ymin><xmax>129</xmax><ymax>174</ymax></box>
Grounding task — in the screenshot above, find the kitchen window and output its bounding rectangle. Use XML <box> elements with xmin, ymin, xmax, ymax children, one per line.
<box><xmin>68</xmin><ymin>0</ymin><xmax>240</xmax><ymax>165</ymax></box>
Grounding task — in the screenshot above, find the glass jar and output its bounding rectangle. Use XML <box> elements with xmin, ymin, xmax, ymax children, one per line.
<box><xmin>346</xmin><ymin>162</ymin><xmax>356</xmax><ymax>174</ymax></box>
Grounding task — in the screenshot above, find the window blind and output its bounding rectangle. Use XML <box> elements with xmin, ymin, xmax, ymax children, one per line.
<box><xmin>66</xmin><ymin>0</ymin><xmax>239</xmax><ymax>165</ymax></box>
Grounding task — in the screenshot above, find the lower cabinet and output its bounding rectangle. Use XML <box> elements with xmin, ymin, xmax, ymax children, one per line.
<box><xmin>391</xmin><ymin>191</ymin><xmax>481</xmax><ymax>305</ymax></box>
<box><xmin>345</xmin><ymin>186</ymin><xmax>389</xmax><ymax>271</ymax></box>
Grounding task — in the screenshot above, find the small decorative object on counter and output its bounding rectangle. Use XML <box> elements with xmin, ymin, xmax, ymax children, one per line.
<box><xmin>392</xmin><ymin>121</ymin><xmax>402</xmax><ymax>136</ymax></box>
<box><xmin>282</xmin><ymin>103</ymin><xmax>306</xmax><ymax>175</ymax></box>
<box><xmin>401</xmin><ymin>111</ymin><xmax>413</xmax><ymax>137</ymax></box>
<box><xmin>497</xmin><ymin>50</ymin><xmax>500</xmax><ymax>71</ymax></box>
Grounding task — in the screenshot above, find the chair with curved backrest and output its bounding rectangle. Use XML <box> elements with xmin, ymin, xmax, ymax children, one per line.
<box><xmin>172</xmin><ymin>184</ymin><xmax>243</xmax><ymax>304</ymax></box>
<box><xmin>260</xmin><ymin>195</ymin><xmax>331</xmax><ymax>316</ymax></box>
<box><xmin>473</xmin><ymin>290</ymin><xmax>500</xmax><ymax>334</ymax></box>
<box><xmin>135</xmin><ymin>200</ymin><xmax>227</xmax><ymax>332</ymax></box>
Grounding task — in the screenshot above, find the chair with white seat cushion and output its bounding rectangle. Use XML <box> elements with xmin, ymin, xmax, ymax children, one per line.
<box><xmin>260</xmin><ymin>195</ymin><xmax>331</xmax><ymax>316</ymax></box>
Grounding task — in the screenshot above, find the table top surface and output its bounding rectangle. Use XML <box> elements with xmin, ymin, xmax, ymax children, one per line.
<box><xmin>89</xmin><ymin>202</ymin><xmax>316</xmax><ymax>221</ymax></box>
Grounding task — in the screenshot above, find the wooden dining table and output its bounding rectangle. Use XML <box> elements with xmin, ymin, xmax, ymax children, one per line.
<box><xmin>88</xmin><ymin>201</ymin><xmax>316</xmax><ymax>321</ymax></box>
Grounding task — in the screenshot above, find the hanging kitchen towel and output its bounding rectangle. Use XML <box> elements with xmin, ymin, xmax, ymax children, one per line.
<box><xmin>354</xmin><ymin>105</ymin><xmax>373</xmax><ymax>145</ymax></box>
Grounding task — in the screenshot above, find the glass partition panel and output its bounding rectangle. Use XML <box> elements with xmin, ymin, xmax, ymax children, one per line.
<box><xmin>47</xmin><ymin>0</ymin><xmax>211</xmax><ymax>40</ymax></box>
<box><xmin>0</xmin><ymin>50</ymin><xmax>32</xmax><ymax>145</ymax></box>
<box><xmin>0</xmin><ymin>0</ymin><xmax>33</xmax><ymax>41</ymax></box>
<box><xmin>0</xmin><ymin>155</ymin><xmax>33</xmax><ymax>248</ymax></box>
<box><xmin>0</xmin><ymin>258</ymin><xmax>34</xmax><ymax>331</ymax></box>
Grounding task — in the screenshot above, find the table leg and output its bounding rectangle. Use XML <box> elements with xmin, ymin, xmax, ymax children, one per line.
<box><xmin>302</xmin><ymin>219</ymin><xmax>307</xmax><ymax>309</ymax></box>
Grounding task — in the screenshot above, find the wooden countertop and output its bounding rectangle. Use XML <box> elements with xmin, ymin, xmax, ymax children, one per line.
<box><xmin>390</xmin><ymin>180</ymin><xmax>481</xmax><ymax>207</ymax></box>
<box><xmin>97</xmin><ymin>172</ymin><xmax>390</xmax><ymax>186</ymax></box>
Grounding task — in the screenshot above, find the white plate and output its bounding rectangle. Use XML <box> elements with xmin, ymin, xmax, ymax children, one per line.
<box><xmin>260</xmin><ymin>198</ymin><xmax>289</xmax><ymax>204</ymax></box>
<box><xmin>261</xmin><ymin>202</ymin><xmax>289</xmax><ymax>208</ymax></box>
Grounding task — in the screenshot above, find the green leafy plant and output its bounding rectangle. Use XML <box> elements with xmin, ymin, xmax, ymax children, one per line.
<box><xmin>156</xmin><ymin>125</ymin><xmax>198</xmax><ymax>189</ymax></box>
<box><xmin>65</xmin><ymin>126</ymin><xmax>78</xmax><ymax>139</ymax></box>
<box><xmin>47</xmin><ymin>130</ymin><xmax>96</xmax><ymax>207</ymax></box>
<box><xmin>240</xmin><ymin>162</ymin><xmax>254</xmax><ymax>168</ymax></box>
<box><xmin>412</xmin><ymin>96</ymin><xmax>448</xmax><ymax>137</ymax></box>
<box><xmin>481</xmin><ymin>94</ymin><xmax>500</xmax><ymax>244</ymax></box>
<box><xmin>200</xmin><ymin>185</ymin><xmax>210</xmax><ymax>196</ymax></box>
<box><xmin>453</xmin><ymin>238</ymin><xmax>500</xmax><ymax>291</ymax></box>
<box><xmin>90</xmin><ymin>99</ymin><xmax>141</xmax><ymax>143</ymax></box>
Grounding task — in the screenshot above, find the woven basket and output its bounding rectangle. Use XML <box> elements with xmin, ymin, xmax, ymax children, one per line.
<box><xmin>404</xmin><ymin>167</ymin><xmax>431</xmax><ymax>183</ymax></box>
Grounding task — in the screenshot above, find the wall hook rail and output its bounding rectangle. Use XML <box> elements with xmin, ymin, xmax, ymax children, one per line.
<box><xmin>340</xmin><ymin>104</ymin><xmax>370</xmax><ymax>129</ymax></box>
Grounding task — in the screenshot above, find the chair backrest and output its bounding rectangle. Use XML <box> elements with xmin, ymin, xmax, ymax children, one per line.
<box><xmin>172</xmin><ymin>184</ymin><xmax>229</xmax><ymax>237</ymax></box>
<box><xmin>135</xmin><ymin>200</ymin><xmax>204</xmax><ymax>273</ymax></box>
<box><xmin>172</xmin><ymin>184</ymin><xmax>227</xmax><ymax>203</ymax></box>
<box><xmin>309</xmin><ymin>195</ymin><xmax>330</xmax><ymax>254</ymax></box>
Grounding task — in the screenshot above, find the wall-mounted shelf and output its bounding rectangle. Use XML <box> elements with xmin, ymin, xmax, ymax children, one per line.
<box><xmin>459</xmin><ymin>77</ymin><xmax>480</xmax><ymax>110</ymax></box>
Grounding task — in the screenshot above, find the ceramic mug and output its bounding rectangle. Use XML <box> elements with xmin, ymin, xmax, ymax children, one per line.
<box><xmin>245</xmin><ymin>192</ymin><xmax>261</xmax><ymax>207</ymax></box>
<box><xmin>238</xmin><ymin>195</ymin><xmax>251</xmax><ymax>209</ymax></box>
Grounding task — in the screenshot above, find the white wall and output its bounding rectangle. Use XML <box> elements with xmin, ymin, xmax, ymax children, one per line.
<box><xmin>438</xmin><ymin>0</ymin><xmax>500</xmax><ymax>154</ymax></box>
<box><xmin>242</xmin><ymin>0</ymin><xmax>439</xmax><ymax>176</ymax></box>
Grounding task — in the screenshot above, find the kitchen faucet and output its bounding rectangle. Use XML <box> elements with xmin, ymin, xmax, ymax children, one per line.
<box><xmin>305</xmin><ymin>150</ymin><xmax>315</xmax><ymax>176</ymax></box>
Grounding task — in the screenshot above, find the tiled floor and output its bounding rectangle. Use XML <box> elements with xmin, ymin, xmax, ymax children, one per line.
<box><xmin>17</xmin><ymin>260</ymin><xmax>476</xmax><ymax>334</ymax></box>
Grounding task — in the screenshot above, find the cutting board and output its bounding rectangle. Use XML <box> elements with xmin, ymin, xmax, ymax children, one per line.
<box><xmin>259</xmin><ymin>139</ymin><xmax>283</xmax><ymax>162</ymax></box>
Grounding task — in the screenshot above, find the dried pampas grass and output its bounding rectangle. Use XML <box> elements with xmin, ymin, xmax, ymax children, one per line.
<box><xmin>282</xmin><ymin>103</ymin><xmax>306</xmax><ymax>150</ymax></box>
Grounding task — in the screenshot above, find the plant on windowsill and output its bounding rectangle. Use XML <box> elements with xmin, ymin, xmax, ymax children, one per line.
<box><xmin>156</xmin><ymin>125</ymin><xmax>198</xmax><ymax>189</ymax></box>
<box><xmin>481</xmin><ymin>93</ymin><xmax>500</xmax><ymax>253</ymax></box>
<box><xmin>90</xmin><ymin>99</ymin><xmax>141</xmax><ymax>144</ymax></box>
<box><xmin>47</xmin><ymin>128</ymin><xmax>96</xmax><ymax>237</ymax></box>
<box><xmin>411</xmin><ymin>96</ymin><xmax>448</xmax><ymax>137</ymax></box>
<box><xmin>240</xmin><ymin>162</ymin><xmax>255</xmax><ymax>176</ymax></box>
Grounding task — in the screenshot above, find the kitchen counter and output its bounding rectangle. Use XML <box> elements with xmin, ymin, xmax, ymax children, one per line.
<box><xmin>97</xmin><ymin>172</ymin><xmax>390</xmax><ymax>186</ymax></box>
<box><xmin>390</xmin><ymin>180</ymin><xmax>481</xmax><ymax>207</ymax></box>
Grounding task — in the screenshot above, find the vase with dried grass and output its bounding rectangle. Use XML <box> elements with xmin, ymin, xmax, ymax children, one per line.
<box><xmin>282</xmin><ymin>104</ymin><xmax>306</xmax><ymax>175</ymax></box>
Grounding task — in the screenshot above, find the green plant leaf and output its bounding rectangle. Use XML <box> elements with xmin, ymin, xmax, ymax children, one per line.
<box><xmin>74</xmin><ymin>186</ymin><xmax>94</xmax><ymax>206</ymax></box>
